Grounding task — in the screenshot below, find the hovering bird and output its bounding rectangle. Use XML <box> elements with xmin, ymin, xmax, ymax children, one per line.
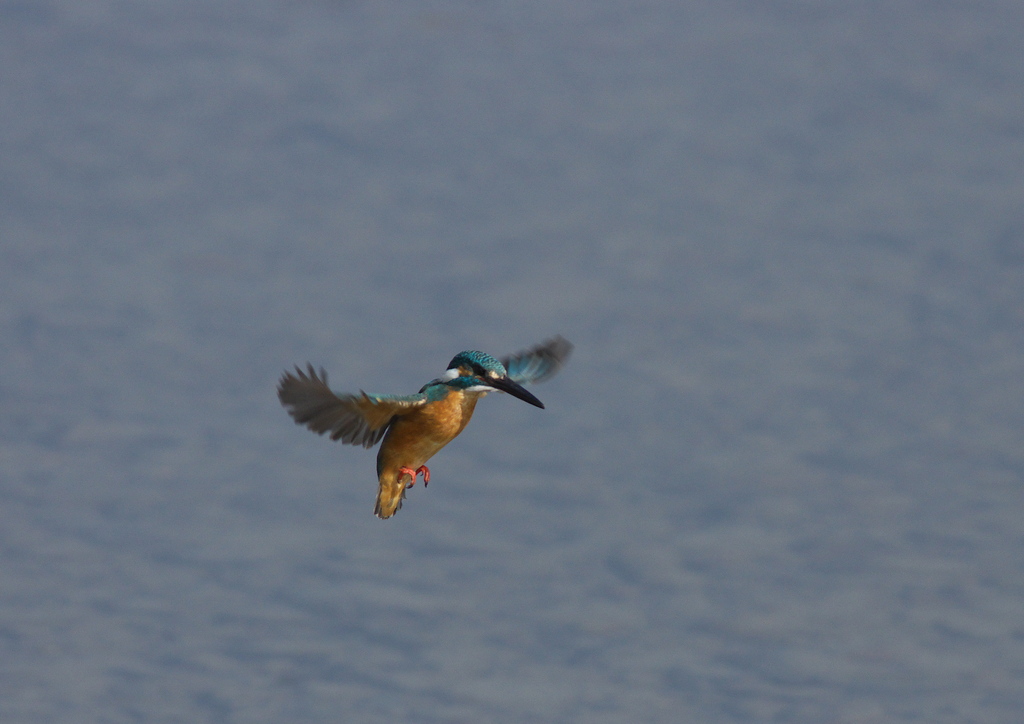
<box><xmin>277</xmin><ymin>336</ymin><xmax>572</xmax><ymax>519</ymax></box>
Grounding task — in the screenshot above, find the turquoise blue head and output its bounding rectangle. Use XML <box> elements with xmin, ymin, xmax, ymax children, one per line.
<box><xmin>447</xmin><ymin>350</ymin><xmax>507</xmax><ymax>377</ymax></box>
<box><xmin>444</xmin><ymin>350</ymin><xmax>544</xmax><ymax>408</ymax></box>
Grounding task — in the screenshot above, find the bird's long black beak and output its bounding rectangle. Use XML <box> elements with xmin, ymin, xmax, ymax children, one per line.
<box><xmin>488</xmin><ymin>375</ymin><xmax>545</xmax><ymax>409</ymax></box>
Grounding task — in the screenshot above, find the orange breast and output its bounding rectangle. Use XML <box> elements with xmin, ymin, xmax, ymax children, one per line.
<box><xmin>376</xmin><ymin>389</ymin><xmax>482</xmax><ymax>478</ymax></box>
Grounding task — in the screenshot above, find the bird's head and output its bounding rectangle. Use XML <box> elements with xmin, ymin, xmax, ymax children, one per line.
<box><xmin>442</xmin><ymin>350</ymin><xmax>545</xmax><ymax>408</ymax></box>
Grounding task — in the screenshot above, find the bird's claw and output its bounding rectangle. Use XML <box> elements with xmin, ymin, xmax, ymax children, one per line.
<box><xmin>399</xmin><ymin>466</ymin><xmax>431</xmax><ymax>489</ymax></box>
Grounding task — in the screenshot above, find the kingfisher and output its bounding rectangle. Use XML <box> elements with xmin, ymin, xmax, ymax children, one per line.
<box><xmin>277</xmin><ymin>336</ymin><xmax>572</xmax><ymax>519</ymax></box>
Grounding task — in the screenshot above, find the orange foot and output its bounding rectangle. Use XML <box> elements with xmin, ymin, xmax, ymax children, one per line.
<box><xmin>398</xmin><ymin>466</ymin><xmax>431</xmax><ymax>489</ymax></box>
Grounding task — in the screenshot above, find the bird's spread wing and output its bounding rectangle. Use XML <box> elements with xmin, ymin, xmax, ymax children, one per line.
<box><xmin>500</xmin><ymin>335</ymin><xmax>574</xmax><ymax>385</ymax></box>
<box><xmin>277</xmin><ymin>364</ymin><xmax>427</xmax><ymax>448</ymax></box>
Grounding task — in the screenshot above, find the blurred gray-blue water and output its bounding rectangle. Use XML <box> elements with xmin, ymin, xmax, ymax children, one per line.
<box><xmin>3</xmin><ymin>2</ymin><xmax>1023</xmax><ymax>722</ymax></box>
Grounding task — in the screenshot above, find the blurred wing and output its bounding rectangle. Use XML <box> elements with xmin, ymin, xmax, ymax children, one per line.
<box><xmin>277</xmin><ymin>364</ymin><xmax>427</xmax><ymax>448</ymax></box>
<box><xmin>500</xmin><ymin>335</ymin><xmax>573</xmax><ymax>385</ymax></box>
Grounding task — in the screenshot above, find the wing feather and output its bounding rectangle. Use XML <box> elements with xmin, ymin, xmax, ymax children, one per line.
<box><xmin>500</xmin><ymin>335</ymin><xmax>573</xmax><ymax>385</ymax></box>
<box><xmin>277</xmin><ymin>364</ymin><xmax>426</xmax><ymax>448</ymax></box>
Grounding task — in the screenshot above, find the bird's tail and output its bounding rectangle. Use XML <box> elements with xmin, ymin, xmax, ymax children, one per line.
<box><xmin>374</xmin><ymin>472</ymin><xmax>408</xmax><ymax>519</ymax></box>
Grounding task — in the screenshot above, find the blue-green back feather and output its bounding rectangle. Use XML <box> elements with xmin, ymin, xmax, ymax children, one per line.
<box><xmin>363</xmin><ymin>390</ymin><xmax>431</xmax><ymax>405</ymax></box>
